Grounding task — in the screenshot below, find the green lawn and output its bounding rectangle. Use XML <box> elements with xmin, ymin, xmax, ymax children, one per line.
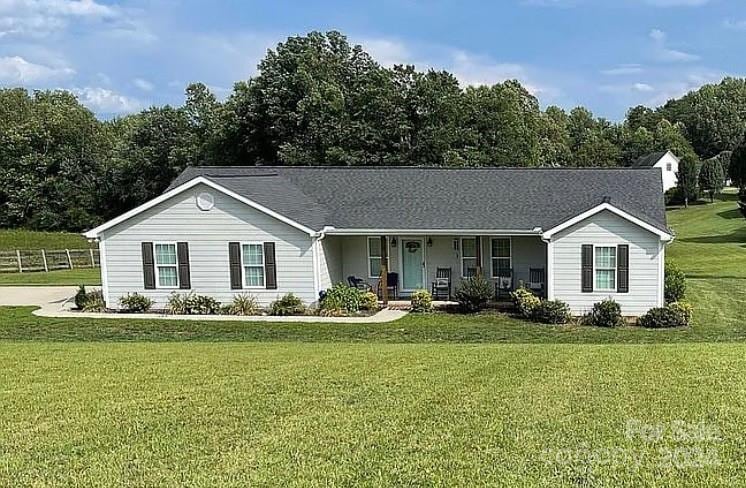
<box><xmin>0</xmin><ymin>228</ymin><xmax>93</xmax><ymax>250</ymax></box>
<box><xmin>0</xmin><ymin>267</ymin><xmax>100</xmax><ymax>285</ymax></box>
<box><xmin>0</xmin><ymin>194</ymin><xmax>744</xmax><ymax>486</ymax></box>
<box><xmin>2</xmin><ymin>342</ymin><xmax>745</xmax><ymax>486</ymax></box>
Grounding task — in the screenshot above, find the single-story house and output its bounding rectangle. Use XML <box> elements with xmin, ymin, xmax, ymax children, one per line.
<box><xmin>84</xmin><ymin>166</ymin><xmax>674</xmax><ymax>316</ymax></box>
<box><xmin>631</xmin><ymin>150</ymin><xmax>679</xmax><ymax>192</ymax></box>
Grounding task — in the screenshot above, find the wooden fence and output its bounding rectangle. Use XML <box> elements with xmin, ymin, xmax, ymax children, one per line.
<box><xmin>0</xmin><ymin>248</ymin><xmax>100</xmax><ymax>273</ymax></box>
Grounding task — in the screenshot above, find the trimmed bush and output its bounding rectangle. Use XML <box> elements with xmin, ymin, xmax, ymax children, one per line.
<box><xmin>638</xmin><ymin>302</ymin><xmax>693</xmax><ymax>328</ymax></box>
<box><xmin>664</xmin><ymin>264</ymin><xmax>686</xmax><ymax>304</ymax></box>
<box><xmin>167</xmin><ymin>292</ymin><xmax>220</xmax><ymax>315</ymax></box>
<box><xmin>532</xmin><ymin>300</ymin><xmax>571</xmax><ymax>325</ymax></box>
<box><xmin>119</xmin><ymin>293</ymin><xmax>153</xmax><ymax>313</ymax></box>
<box><xmin>587</xmin><ymin>298</ymin><xmax>623</xmax><ymax>328</ymax></box>
<box><xmin>270</xmin><ymin>293</ymin><xmax>305</xmax><ymax>316</ymax></box>
<box><xmin>455</xmin><ymin>275</ymin><xmax>493</xmax><ymax>312</ymax></box>
<box><xmin>74</xmin><ymin>285</ymin><xmax>89</xmax><ymax>309</ymax></box>
<box><xmin>321</xmin><ymin>283</ymin><xmax>361</xmax><ymax>313</ymax></box>
<box><xmin>81</xmin><ymin>290</ymin><xmax>105</xmax><ymax>312</ymax></box>
<box><xmin>511</xmin><ymin>286</ymin><xmax>540</xmax><ymax>318</ymax></box>
<box><xmin>410</xmin><ymin>289</ymin><xmax>433</xmax><ymax>313</ymax></box>
<box><xmin>223</xmin><ymin>294</ymin><xmax>261</xmax><ymax>316</ymax></box>
<box><xmin>359</xmin><ymin>292</ymin><xmax>379</xmax><ymax>312</ymax></box>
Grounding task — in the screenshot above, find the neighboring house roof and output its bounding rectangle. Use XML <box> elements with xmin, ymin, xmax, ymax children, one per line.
<box><xmin>152</xmin><ymin>166</ymin><xmax>671</xmax><ymax>237</ymax></box>
<box><xmin>631</xmin><ymin>150</ymin><xmax>674</xmax><ymax>168</ymax></box>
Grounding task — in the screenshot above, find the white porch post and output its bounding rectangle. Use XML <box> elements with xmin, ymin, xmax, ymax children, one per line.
<box><xmin>545</xmin><ymin>238</ymin><xmax>554</xmax><ymax>300</ymax></box>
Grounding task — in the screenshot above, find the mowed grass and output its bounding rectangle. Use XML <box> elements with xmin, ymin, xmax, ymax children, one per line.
<box><xmin>0</xmin><ymin>228</ymin><xmax>93</xmax><ymax>251</ymax></box>
<box><xmin>0</xmin><ymin>267</ymin><xmax>100</xmax><ymax>285</ymax></box>
<box><xmin>667</xmin><ymin>189</ymin><xmax>746</xmax><ymax>279</ymax></box>
<box><xmin>2</xmin><ymin>342</ymin><xmax>746</xmax><ymax>486</ymax></box>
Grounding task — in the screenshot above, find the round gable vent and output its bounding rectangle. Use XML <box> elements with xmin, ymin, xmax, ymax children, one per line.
<box><xmin>196</xmin><ymin>192</ymin><xmax>214</xmax><ymax>211</ymax></box>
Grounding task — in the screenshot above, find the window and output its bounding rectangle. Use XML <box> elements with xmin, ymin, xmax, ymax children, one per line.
<box><xmin>491</xmin><ymin>238</ymin><xmax>511</xmax><ymax>277</ymax></box>
<box><xmin>666</xmin><ymin>162</ymin><xmax>672</xmax><ymax>172</ymax></box>
<box><xmin>367</xmin><ymin>237</ymin><xmax>388</xmax><ymax>277</ymax></box>
<box><xmin>595</xmin><ymin>246</ymin><xmax>616</xmax><ymax>291</ymax></box>
<box><xmin>242</xmin><ymin>243</ymin><xmax>265</xmax><ymax>287</ymax></box>
<box><xmin>461</xmin><ymin>238</ymin><xmax>478</xmax><ymax>277</ymax></box>
<box><xmin>154</xmin><ymin>243</ymin><xmax>178</xmax><ymax>288</ymax></box>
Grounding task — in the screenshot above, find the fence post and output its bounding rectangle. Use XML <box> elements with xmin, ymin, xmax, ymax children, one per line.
<box><xmin>41</xmin><ymin>249</ymin><xmax>49</xmax><ymax>272</ymax></box>
<box><xmin>65</xmin><ymin>249</ymin><xmax>74</xmax><ymax>270</ymax></box>
<box><xmin>16</xmin><ymin>250</ymin><xmax>22</xmax><ymax>273</ymax></box>
<box><xmin>89</xmin><ymin>248</ymin><xmax>95</xmax><ymax>268</ymax></box>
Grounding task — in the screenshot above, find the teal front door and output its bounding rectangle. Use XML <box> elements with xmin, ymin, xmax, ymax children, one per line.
<box><xmin>401</xmin><ymin>239</ymin><xmax>424</xmax><ymax>290</ymax></box>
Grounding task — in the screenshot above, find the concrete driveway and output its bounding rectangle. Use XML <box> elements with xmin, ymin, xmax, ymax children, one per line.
<box><xmin>0</xmin><ymin>286</ymin><xmax>77</xmax><ymax>308</ymax></box>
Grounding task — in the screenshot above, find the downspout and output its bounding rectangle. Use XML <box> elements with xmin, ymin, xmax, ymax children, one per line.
<box><xmin>540</xmin><ymin>230</ymin><xmax>553</xmax><ymax>301</ymax></box>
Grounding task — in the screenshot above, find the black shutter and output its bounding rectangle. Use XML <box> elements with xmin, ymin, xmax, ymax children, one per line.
<box><xmin>177</xmin><ymin>242</ymin><xmax>191</xmax><ymax>289</ymax></box>
<box><xmin>264</xmin><ymin>242</ymin><xmax>277</xmax><ymax>289</ymax></box>
<box><xmin>142</xmin><ymin>242</ymin><xmax>155</xmax><ymax>289</ymax></box>
<box><xmin>228</xmin><ymin>242</ymin><xmax>242</xmax><ymax>290</ymax></box>
<box><xmin>581</xmin><ymin>244</ymin><xmax>593</xmax><ymax>293</ymax></box>
<box><xmin>617</xmin><ymin>245</ymin><xmax>629</xmax><ymax>293</ymax></box>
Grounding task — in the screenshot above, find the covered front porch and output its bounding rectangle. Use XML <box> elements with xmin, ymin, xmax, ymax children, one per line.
<box><xmin>319</xmin><ymin>233</ymin><xmax>548</xmax><ymax>302</ymax></box>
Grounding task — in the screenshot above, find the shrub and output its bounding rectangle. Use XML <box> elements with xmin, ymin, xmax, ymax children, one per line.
<box><xmin>74</xmin><ymin>285</ymin><xmax>88</xmax><ymax>309</ymax></box>
<box><xmin>119</xmin><ymin>293</ymin><xmax>153</xmax><ymax>313</ymax></box>
<box><xmin>321</xmin><ymin>283</ymin><xmax>361</xmax><ymax>313</ymax></box>
<box><xmin>270</xmin><ymin>293</ymin><xmax>305</xmax><ymax>316</ymax></box>
<box><xmin>223</xmin><ymin>294</ymin><xmax>261</xmax><ymax>316</ymax></box>
<box><xmin>510</xmin><ymin>286</ymin><xmax>540</xmax><ymax>318</ymax></box>
<box><xmin>410</xmin><ymin>289</ymin><xmax>433</xmax><ymax>313</ymax></box>
<box><xmin>167</xmin><ymin>292</ymin><xmax>220</xmax><ymax>315</ymax></box>
<box><xmin>81</xmin><ymin>290</ymin><xmax>105</xmax><ymax>312</ymax></box>
<box><xmin>664</xmin><ymin>264</ymin><xmax>687</xmax><ymax>304</ymax></box>
<box><xmin>532</xmin><ymin>300</ymin><xmax>571</xmax><ymax>325</ymax></box>
<box><xmin>359</xmin><ymin>292</ymin><xmax>379</xmax><ymax>312</ymax></box>
<box><xmin>455</xmin><ymin>275</ymin><xmax>493</xmax><ymax>312</ymax></box>
<box><xmin>587</xmin><ymin>298</ymin><xmax>623</xmax><ymax>328</ymax></box>
<box><xmin>638</xmin><ymin>302</ymin><xmax>693</xmax><ymax>328</ymax></box>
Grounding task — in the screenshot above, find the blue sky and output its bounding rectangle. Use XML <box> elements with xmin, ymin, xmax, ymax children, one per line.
<box><xmin>1</xmin><ymin>0</ymin><xmax>744</xmax><ymax>119</ymax></box>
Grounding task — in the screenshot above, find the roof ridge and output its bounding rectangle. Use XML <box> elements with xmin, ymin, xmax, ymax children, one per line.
<box><xmin>188</xmin><ymin>165</ymin><xmax>651</xmax><ymax>171</ymax></box>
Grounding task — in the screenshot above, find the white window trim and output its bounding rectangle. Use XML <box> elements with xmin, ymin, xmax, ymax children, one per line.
<box><xmin>154</xmin><ymin>241</ymin><xmax>179</xmax><ymax>289</ymax></box>
<box><xmin>490</xmin><ymin>237</ymin><xmax>512</xmax><ymax>278</ymax></box>
<box><xmin>461</xmin><ymin>237</ymin><xmax>479</xmax><ymax>278</ymax></box>
<box><xmin>594</xmin><ymin>245</ymin><xmax>617</xmax><ymax>292</ymax></box>
<box><xmin>240</xmin><ymin>242</ymin><xmax>266</xmax><ymax>289</ymax></box>
<box><xmin>367</xmin><ymin>236</ymin><xmax>388</xmax><ymax>279</ymax></box>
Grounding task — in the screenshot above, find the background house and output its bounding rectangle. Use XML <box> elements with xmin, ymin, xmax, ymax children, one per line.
<box><xmin>631</xmin><ymin>150</ymin><xmax>680</xmax><ymax>192</ymax></box>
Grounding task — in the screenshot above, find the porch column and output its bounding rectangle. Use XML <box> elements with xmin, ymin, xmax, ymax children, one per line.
<box><xmin>380</xmin><ymin>235</ymin><xmax>388</xmax><ymax>306</ymax></box>
<box><xmin>475</xmin><ymin>235</ymin><xmax>483</xmax><ymax>276</ymax></box>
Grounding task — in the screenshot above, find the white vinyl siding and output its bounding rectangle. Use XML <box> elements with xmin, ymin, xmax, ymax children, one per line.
<box><xmin>550</xmin><ymin>209</ymin><xmax>663</xmax><ymax>316</ymax></box>
<box><xmin>154</xmin><ymin>242</ymin><xmax>178</xmax><ymax>288</ymax></box>
<box><xmin>100</xmin><ymin>182</ymin><xmax>315</xmax><ymax>309</ymax></box>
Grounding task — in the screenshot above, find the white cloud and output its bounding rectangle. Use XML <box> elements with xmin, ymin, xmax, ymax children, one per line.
<box><xmin>71</xmin><ymin>86</ymin><xmax>144</xmax><ymax>113</ymax></box>
<box><xmin>0</xmin><ymin>55</ymin><xmax>74</xmax><ymax>83</ymax></box>
<box><xmin>133</xmin><ymin>77</ymin><xmax>153</xmax><ymax>91</ymax></box>
<box><xmin>649</xmin><ymin>29</ymin><xmax>699</xmax><ymax>62</ymax></box>
<box><xmin>599</xmin><ymin>82</ymin><xmax>654</xmax><ymax>94</ymax></box>
<box><xmin>361</xmin><ymin>38</ymin><xmax>414</xmax><ymax>67</ymax></box>
<box><xmin>723</xmin><ymin>19</ymin><xmax>746</xmax><ymax>30</ymax></box>
<box><xmin>644</xmin><ymin>70</ymin><xmax>722</xmax><ymax>106</ymax></box>
<box><xmin>0</xmin><ymin>0</ymin><xmax>117</xmax><ymax>37</ymax></box>
<box><xmin>601</xmin><ymin>64</ymin><xmax>644</xmax><ymax>76</ymax></box>
<box><xmin>633</xmin><ymin>82</ymin><xmax>654</xmax><ymax>92</ymax></box>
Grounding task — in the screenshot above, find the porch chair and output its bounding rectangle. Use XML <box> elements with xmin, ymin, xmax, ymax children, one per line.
<box><xmin>431</xmin><ymin>267</ymin><xmax>452</xmax><ymax>301</ymax></box>
<box><xmin>377</xmin><ymin>272</ymin><xmax>399</xmax><ymax>300</ymax></box>
<box><xmin>527</xmin><ymin>268</ymin><xmax>546</xmax><ymax>297</ymax></box>
<box><xmin>347</xmin><ymin>276</ymin><xmax>372</xmax><ymax>292</ymax></box>
<box><xmin>494</xmin><ymin>269</ymin><xmax>513</xmax><ymax>299</ymax></box>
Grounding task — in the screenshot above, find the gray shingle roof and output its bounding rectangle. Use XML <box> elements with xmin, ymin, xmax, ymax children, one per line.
<box><xmin>631</xmin><ymin>151</ymin><xmax>669</xmax><ymax>168</ymax></box>
<box><xmin>168</xmin><ymin>166</ymin><xmax>670</xmax><ymax>234</ymax></box>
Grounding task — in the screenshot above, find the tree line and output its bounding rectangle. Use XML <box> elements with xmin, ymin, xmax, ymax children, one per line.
<box><xmin>1</xmin><ymin>30</ymin><xmax>745</xmax><ymax>231</ymax></box>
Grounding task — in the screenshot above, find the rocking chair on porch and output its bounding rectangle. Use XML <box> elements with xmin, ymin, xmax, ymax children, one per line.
<box><xmin>431</xmin><ymin>267</ymin><xmax>452</xmax><ymax>301</ymax></box>
<box><xmin>377</xmin><ymin>272</ymin><xmax>399</xmax><ymax>300</ymax></box>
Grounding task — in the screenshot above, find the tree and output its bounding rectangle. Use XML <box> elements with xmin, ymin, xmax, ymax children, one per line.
<box><xmin>698</xmin><ymin>158</ymin><xmax>724</xmax><ymax>202</ymax></box>
<box><xmin>677</xmin><ymin>156</ymin><xmax>700</xmax><ymax>207</ymax></box>
<box><xmin>730</xmin><ymin>138</ymin><xmax>746</xmax><ymax>190</ymax></box>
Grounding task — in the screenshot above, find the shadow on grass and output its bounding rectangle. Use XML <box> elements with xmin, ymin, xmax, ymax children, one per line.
<box><xmin>717</xmin><ymin>208</ymin><xmax>743</xmax><ymax>220</ymax></box>
<box><xmin>678</xmin><ymin>230</ymin><xmax>746</xmax><ymax>244</ymax></box>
